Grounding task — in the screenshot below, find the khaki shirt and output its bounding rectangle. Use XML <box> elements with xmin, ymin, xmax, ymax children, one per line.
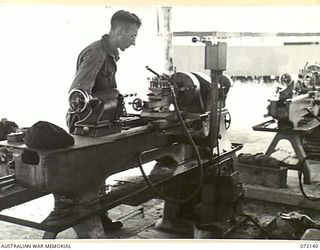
<box><xmin>69</xmin><ymin>34</ymin><xmax>120</xmax><ymax>94</ymax></box>
<box><xmin>66</xmin><ymin>35</ymin><xmax>120</xmax><ymax>132</ymax></box>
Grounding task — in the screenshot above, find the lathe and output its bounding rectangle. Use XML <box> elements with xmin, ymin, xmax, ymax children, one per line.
<box><xmin>265</xmin><ymin>64</ymin><xmax>320</xmax><ymax>129</ymax></box>
<box><xmin>253</xmin><ymin>63</ymin><xmax>320</xmax><ymax>184</ymax></box>
<box><xmin>0</xmin><ymin>42</ymin><xmax>243</xmax><ymax>239</ymax></box>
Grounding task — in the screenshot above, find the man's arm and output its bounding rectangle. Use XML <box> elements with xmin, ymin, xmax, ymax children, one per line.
<box><xmin>69</xmin><ymin>49</ymin><xmax>106</xmax><ymax>94</ymax></box>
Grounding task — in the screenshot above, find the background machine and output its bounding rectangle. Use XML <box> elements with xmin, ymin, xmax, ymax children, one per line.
<box><xmin>253</xmin><ymin>63</ymin><xmax>320</xmax><ymax>184</ymax></box>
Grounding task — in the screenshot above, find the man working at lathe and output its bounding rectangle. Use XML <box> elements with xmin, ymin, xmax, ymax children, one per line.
<box><xmin>66</xmin><ymin>9</ymin><xmax>142</xmax><ymax>231</ymax></box>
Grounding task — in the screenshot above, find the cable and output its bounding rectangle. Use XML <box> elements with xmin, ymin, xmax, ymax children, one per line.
<box><xmin>305</xmin><ymin>107</ymin><xmax>320</xmax><ymax>122</ymax></box>
<box><xmin>297</xmin><ymin>154</ymin><xmax>320</xmax><ymax>201</ymax></box>
<box><xmin>137</xmin><ymin>84</ymin><xmax>204</xmax><ymax>204</ymax></box>
<box><xmin>235</xmin><ymin>192</ymin><xmax>273</xmax><ymax>239</ymax></box>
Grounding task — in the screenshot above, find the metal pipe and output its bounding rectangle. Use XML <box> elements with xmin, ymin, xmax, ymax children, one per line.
<box><xmin>0</xmin><ymin>174</ymin><xmax>15</xmax><ymax>188</ymax></box>
<box><xmin>209</xmin><ymin>70</ymin><xmax>222</xmax><ymax>152</ymax></box>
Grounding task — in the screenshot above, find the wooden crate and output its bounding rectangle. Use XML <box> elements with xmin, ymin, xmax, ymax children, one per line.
<box><xmin>238</xmin><ymin>163</ymin><xmax>288</xmax><ymax>188</ymax></box>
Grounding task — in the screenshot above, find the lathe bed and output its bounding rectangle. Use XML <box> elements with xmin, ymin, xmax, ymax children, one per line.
<box><xmin>0</xmin><ymin>141</ymin><xmax>242</xmax><ymax>238</ymax></box>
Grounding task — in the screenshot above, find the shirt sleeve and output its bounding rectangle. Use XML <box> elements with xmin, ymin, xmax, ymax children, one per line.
<box><xmin>69</xmin><ymin>49</ymin><xmax>106</xmax><ymax>94</ymax></box>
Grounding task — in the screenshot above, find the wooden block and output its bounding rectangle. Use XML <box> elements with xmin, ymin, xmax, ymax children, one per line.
<box><xmin>239</xmin><ymin>163</ymin><xmax>288</xmax><ymax>188</ymax></box>
<box><xmin>243</xmin><ymin>183</ymin><xmax>320</xmax><ymax>210</ymax></box>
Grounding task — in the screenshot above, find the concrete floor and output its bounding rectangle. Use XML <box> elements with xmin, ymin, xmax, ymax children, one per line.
<box><xmin>0</xmin><ymin>81</ymin><xmax>319</xmax><ymax>240</ymax></box>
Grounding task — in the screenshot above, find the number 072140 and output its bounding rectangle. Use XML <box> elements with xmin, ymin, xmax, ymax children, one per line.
<box><xmin>300</xmin><ymin>244</ymin><xmax>319</xmax><ymax>249</ymax></box>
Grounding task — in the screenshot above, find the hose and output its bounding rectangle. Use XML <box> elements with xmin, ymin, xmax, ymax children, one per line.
<box><xmin>297</xmin><ymin>154</ymin><xmax>320</xmax><ymax>201</ymax></box>
<box><xmin>137</xmin><ymin>84</ymin><xmax>204</xmax><ymax>203</ymax></box>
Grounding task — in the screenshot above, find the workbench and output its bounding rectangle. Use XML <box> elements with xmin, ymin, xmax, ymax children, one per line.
<box><xmin>253</xmin><ymin>118</ymin><xmax>320</xmax><ymax>184</ymax></box>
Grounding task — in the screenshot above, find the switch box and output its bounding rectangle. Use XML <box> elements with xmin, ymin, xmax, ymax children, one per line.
<box><xmin>205</xmin><ymin>42</ymin><xmax>227</xmax><ymax>71</ymax></box>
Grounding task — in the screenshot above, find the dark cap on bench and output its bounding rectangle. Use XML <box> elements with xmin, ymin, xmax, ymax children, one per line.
<box><xmin>24</xmin><ymin>121</ymin><xmax>74</xmax><ymax>149</ymax></box>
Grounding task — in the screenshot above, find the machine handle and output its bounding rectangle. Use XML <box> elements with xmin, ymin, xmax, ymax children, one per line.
<box><xmin>146</xmin><ymin>66</ymin><xmax>160</xmax><ymax>77</ymax></box>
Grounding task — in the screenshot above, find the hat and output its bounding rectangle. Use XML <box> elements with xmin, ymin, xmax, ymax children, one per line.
<box><xmin>24</xmin><ymin>121</ymin><xmax>74</xmax><ymax>149</ymax></box>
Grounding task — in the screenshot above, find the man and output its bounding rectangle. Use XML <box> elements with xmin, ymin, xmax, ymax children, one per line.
<box><xmin>66</xmin><ymin>10</ymin><xmax>142</xmax><ymax>231</ymax></box>
<box><xmin>66</xmin><ymin>10</ymin><xmax>141</xmax><ymax>133</ymax></box>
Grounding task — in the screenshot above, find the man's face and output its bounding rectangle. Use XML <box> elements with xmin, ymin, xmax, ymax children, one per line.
<box><xmin>118</xmin><ymin>24</ymin><xmax>139</xmax><ymax>51</ymax></box>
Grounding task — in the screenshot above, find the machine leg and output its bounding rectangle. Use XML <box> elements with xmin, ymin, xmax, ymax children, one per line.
<box><xmin>290</xmin><ymin>134</ymin><xmax>311</xmax><ymax>184</ymax></box>
<box><xmin>72</xmin><ymin>215</ymin><xmax>106</xmax><ymax>239</ymax></box>
<box><xmin>154</xmin><ymin>177</ymin><xmax>195</xmax><ymax>236</ymax></box>
<box><xmin>42</xmin><ymin>232</ymin><xmax>58</xmax><ymax>239</ymax></box>
<box><xmin>155</xmin><ymin>200</ymin><xmax>194</xmax><ymax>236</ymax></box>
<box><xmin>265</xmin><ymin>132</ymin><xmax>311</xmax><ymax>184</ymax></box>
<box><xmin>265</xmin><ymin>133</ymin><xmax>283</xmax><ymax>156</ymax></box>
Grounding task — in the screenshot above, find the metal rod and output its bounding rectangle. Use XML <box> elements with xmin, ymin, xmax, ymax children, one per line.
<box><xmin>146</xmin><ymin>66</ymin><xmax>160</xmax><ymax>77</ymax></box>
<box><xmin>115</xmin><ymin>205</ymin><xmax>144</xmax><ymax>221</ymax></box>
<box><xmin>0</xmin><ymin>174</ymin><xmax>15</xmax><ymax>182</ymax></box>
<box><xmin>0</xmin><ymin>174</ymin><xmax>15</xmax><ymax>188</ymax></box>
<box><xmin>0</xmin><ymin>179</ymin><xmax>15</xmax><ymax>188</ymax></box>
<box><xmin>0</xmin><ymin>214</ymin><xmax>58</xmax><ymax>233</ymax></box>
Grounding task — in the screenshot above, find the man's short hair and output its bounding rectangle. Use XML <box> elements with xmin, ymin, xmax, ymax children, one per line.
<box><xmin>111</xmin><ymin>10</ymin><xmax>142</xmax><ymax>29</ymax></box>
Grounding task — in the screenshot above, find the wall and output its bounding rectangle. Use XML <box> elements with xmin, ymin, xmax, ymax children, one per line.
<box><xmin>173</xmin><ymin>44</ymin><xmax>320</xmax><ymax>76</ymax></box>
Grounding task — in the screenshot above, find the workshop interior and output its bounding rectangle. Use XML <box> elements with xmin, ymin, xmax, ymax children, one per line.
<box><xmin>1</xmin><ymin>5</ymin><xmax>320</xmax><ymax>241</ymax></box>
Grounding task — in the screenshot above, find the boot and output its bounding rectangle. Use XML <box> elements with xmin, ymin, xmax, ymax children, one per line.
<box><xmin>100</xmin><ymin>213</ymin><xmax>123</xmax><ymax>231</ymax></box>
